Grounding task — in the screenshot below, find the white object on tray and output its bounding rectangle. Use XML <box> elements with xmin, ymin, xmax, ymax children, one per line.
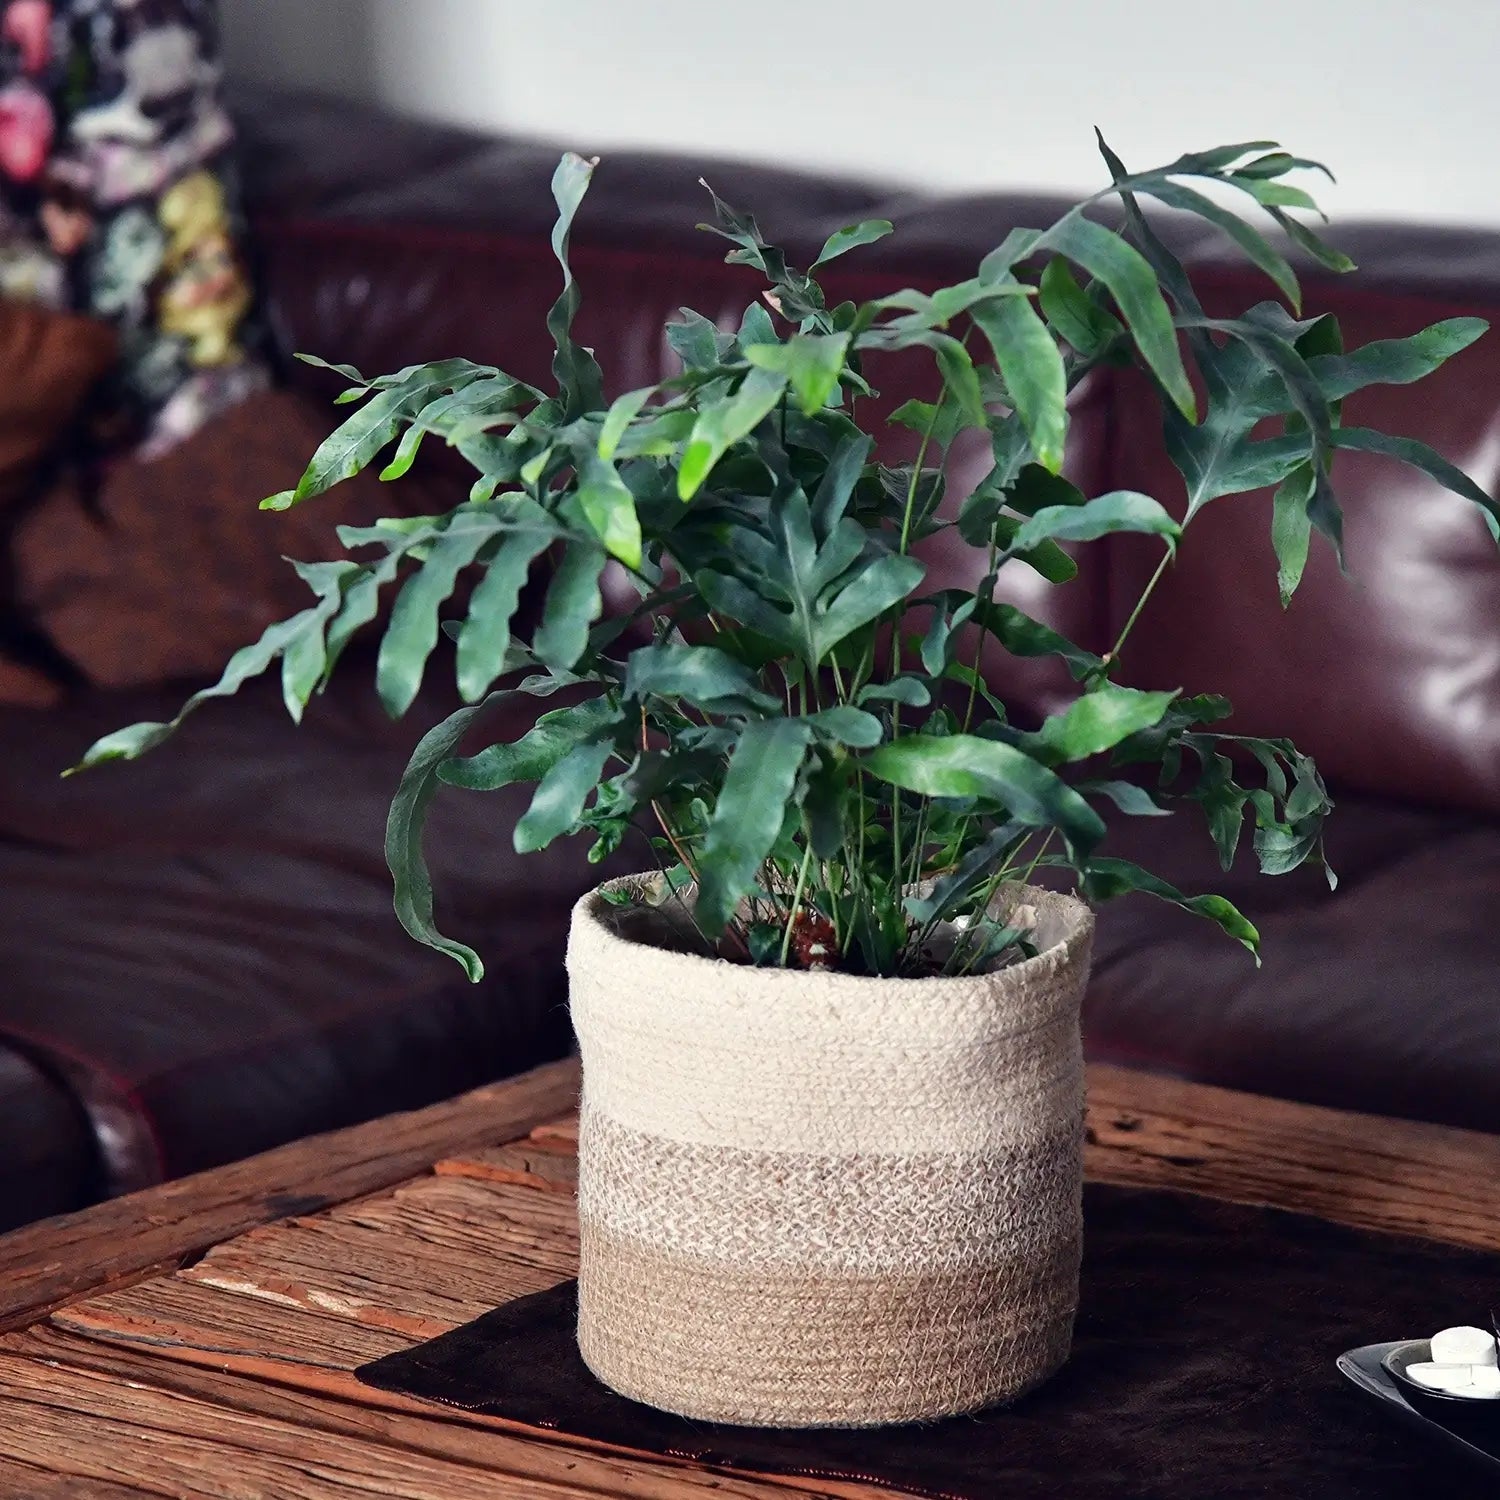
<box><xmin>1430</xmin><ymin>1326</ymin><xmax>1499</xmax><ymax>1367</ymax></box>
<box><xmin>1406</xmin><ymin>1326</ymin><xmax>1500</xmax><ymax>1398</ymax></box>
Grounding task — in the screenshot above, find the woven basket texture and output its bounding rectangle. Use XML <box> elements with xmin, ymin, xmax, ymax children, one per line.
<box><xmin>566</xmin><ymin>874</ymin><xmax>1095</xmax><ymax>1427</ymax></box>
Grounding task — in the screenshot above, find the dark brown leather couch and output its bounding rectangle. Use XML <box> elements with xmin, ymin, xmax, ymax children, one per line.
<box><xmin>3</xmin><ymin>89</ymin><xmax>1497</xmax><ymax>1233</ymax></box>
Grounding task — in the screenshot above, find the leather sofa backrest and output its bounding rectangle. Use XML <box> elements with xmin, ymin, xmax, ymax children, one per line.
<box><xmin>234</xmin><ymin>90</ymin><xmax>1500</xmax><ymax>814</ymax></box>
<box><xmin>1109</xmin><ymin>267</ymin><xmax>1500</xmax><ymax>814</ymax></box>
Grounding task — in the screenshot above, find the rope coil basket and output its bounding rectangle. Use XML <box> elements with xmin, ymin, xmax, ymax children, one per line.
<box><xmin>566</xmin><ymin>874</ymin><xmax>1095</xmax><ymax>1428</ymax></box>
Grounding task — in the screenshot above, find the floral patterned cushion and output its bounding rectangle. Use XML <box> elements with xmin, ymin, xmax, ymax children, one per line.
<box><xmin>0</xmin><ymin>0</ymin><xmax>265</xmax><ymax>456</ymax></box>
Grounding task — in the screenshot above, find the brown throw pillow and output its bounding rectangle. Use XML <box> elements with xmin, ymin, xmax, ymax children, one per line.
<box><xmin>0</xmin><ymin>295</ymin><xmax>116</xmax><ymax>510</ymax></box>
<box><xmin>14</xmin><ymin>386</ymin><xmax>461</xmax><ymax>689</ymax></box>
<box><xmin>0</xmin><ymin>656</ymin><xmax>59</xmax><ymax>707</ymax></box>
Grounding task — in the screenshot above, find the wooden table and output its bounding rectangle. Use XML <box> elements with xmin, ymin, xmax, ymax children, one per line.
<box><xmin>2</xmin><ymin>1058</ymin><xmax>1498</xmax><ymax>1498</ymax></box>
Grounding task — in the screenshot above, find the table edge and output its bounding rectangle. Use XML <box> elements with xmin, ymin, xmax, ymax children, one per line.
<box><xmin>0</xmin><ymin>1055</ymin><xmax>581</xmax><ymax>1332</ymax></box>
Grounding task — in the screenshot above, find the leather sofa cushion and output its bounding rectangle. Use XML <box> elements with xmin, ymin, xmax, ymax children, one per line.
<box><xmin>1084</xmin><ymin>791</ymin><xmax>1500</xmax><ymax>1134</ymax></box>
<box><xmin>0</xmin><ymin>664</ymin><xmax>616</xmax><ymax>1188</ymax></box>
<box><xmin>0</xmin><ymin>1041</ymin><xmax>98</xmax><ymax>1232</ymax></box>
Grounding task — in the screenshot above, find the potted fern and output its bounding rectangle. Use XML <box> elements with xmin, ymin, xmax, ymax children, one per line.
<box><xmin>74</xmin><ymin>137</ymin><xmax>1496</xmax><ymax>1427</ymax></box>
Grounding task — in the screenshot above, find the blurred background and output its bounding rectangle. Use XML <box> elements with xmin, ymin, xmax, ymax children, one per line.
<box><xmin>222</xmin><ymin>0</ymin><xmax>1500</xmax><ymax>224</ymax></box>
<box><xmin>1</xmin><ymin>0</ymin><xmax>1497</xmax><ymax>1237</ymax></box>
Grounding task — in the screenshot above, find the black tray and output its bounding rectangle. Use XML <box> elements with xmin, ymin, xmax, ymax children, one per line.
<box><xmin>1339</xmin><ymin>1341</ymin><xmax>1500</xmax><ymax>1475</ymax></box>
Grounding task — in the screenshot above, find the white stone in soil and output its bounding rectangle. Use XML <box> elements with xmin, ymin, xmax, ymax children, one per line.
<box><xmin>1430</xmin><ymin>1326</ymin><xmax>1499</xmax><ymax>1366</ymax></box>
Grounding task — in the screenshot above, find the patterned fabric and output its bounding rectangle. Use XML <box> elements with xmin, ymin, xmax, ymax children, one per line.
<box><xmin>0</xmin><ymin>0</ymin><xmax>264</xmax><ymax>456</ymax></box>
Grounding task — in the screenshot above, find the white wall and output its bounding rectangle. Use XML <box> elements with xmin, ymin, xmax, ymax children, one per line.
<box><xmin>222</xmin><ymin>0</ymin><xmax>1500</xmax><ymax>226</ymax></box>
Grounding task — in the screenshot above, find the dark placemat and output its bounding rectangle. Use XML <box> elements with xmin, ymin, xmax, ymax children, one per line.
<box><xmin>1340</xmin><ymin>1342</ymin><xmax>1500</xmax><ymax>1472</ymax></box>
<box><xmin>358</xmin><ymin>1185</ymin><xmax>1497</xmax><ymax>1499</ymax></box>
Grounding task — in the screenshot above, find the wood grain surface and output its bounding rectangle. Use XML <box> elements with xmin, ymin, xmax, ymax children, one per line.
<box><xmin>433</xmin><ymin>1136</ymin><xmax>580</xmax><ymax>1194</ymax></box>
<box><xmin>0</xmin><ymin>1327</ymin><xmax>852</xmax><ymax>1500</ymax></box>
<box><xmin>2</xmin><ymin>1324</ymin><xmax>814</xmax><ymax>1500</ymax></box>
<box><xmin>1083</xmin><ymin>1064</ymin><xmax>1500</xmax><ymax>1250</ymax></box>
<box><xmin>2</xmin><ymin>1059</ymin><xmax>1499</xmax><ymax>1498</ymax></box>
<box><xmin>0</xmin><ymin>1056</ymin><xmax>580</xmax><ymax>1334</ymax></box>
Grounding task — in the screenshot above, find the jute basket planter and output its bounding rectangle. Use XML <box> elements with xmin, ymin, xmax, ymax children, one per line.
<box><xmin>565</xmin><ymin>873</ymin><xmax>1095</xmax><ymax>1428</ymax></box>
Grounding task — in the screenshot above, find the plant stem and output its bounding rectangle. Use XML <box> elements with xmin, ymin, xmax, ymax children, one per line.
<box><xmin>946</xmin><ymin>878</ymin><xmax>1009</xmax><ymax>977</ymax></box>
<box><xmin>898</xmin><ymin>393</ymin><xmax>946</xmax><ymax>557</ymax></box>
<box><xmin>825</xmin><ymin>859</ymin><xmax>844</xmax><ymax>949</ymax></box>
<box><xmin>906</xmin><ymin>799</ymin><xmax>929</xmax><ymax>892</ymax></box>
<box><xmin>890</xmin><ymin>785</ymin><xmax>904</xmax><ymax>924</ymax></box>
<box><xmin>960</xmin><ymin>548</ymin><xmax>1000</xmax><ymax>736</ymax></box>
<box><xmin>945</xmin><ymin>828</ymin><xmax>1055</xmax><ymax>977</ymax></box>
<box><xmin>640</xmin><ymin>708</ymin><xmax>700</xmax><ymax>883</ymax></box>
<box><xmin>778</xmin><ymin>843</ymin><xmax>815</xmax><ymax>967</ymax></box>
<box><xmin>847</xmin><ymin>766</ymin><xmax>869</xmax><ymax>964</ymax></box>
<box><xmin>889</xmin><ymin>397</ymin><xmax>949</xmax><ymax>899</ymax></box>
<box><xmin>1018</xmin><ymin>827</ymin><xmax>1056</xmax><ymax>886</ymax></box>
<box><xmin>635</xmin><ymin>827</ymin><xmax>715</xmax><ymax>956</ymax></box>
<box><xmin>1099</xmin><ymin>544</ymin><xmax>1173</xmax><ymax>676</ymax></box>
<box><xmin>650</xmin><ymin>801</ymin><xmax>697</xmax><ymax>881</ymax></box>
